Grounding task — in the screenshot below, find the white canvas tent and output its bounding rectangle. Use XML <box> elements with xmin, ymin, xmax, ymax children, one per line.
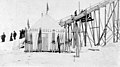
<box><xmin>31</xmin><ymin>15</ymin><xmax>62</xmax><ymax>30</ymax></box>
<box><xmin>29</xmin><ymin>14</ymin><xmax>65</xmax><ymax>51</ymax></box>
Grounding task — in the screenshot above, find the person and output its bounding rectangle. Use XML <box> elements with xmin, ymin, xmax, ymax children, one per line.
<box><xmin>72</xmin><ymin>22</ymin><xmax>80</xmax><ymax>57</ymax></box>
<box><xmin>10</xmin><ymin>33</ymin><xmax>13</xmax><ymax>41</ymax></box>
<box><xmin>21</xmin><ymin>29</ymin><xmax>25</xmax><ymax>38</ymax></box>
<box><xmin>57</xmin><ymin>34</ymin><xmax>61</xmax><ymax>53</ymax></box>
<box><xmin>19</xmin><ymin>29</ymin><xmax>25</xmax><ymax>39</ymax></box>
<box><xmin>74</xmin><ymin>10</ymin><xmax>77</xmax><ymax>16</ymax></box>
<box><xmin>13</xmin><ymin>31</ymin><xmax>17</xmax><ymax>40</ymax></box>
<box><xmin>1</xmin><ymin>32</ymin><xmax>6</xmax><ymax>42</ymax></box>
<box><xmin>19</xmin><ymin>30</ymin><xmax>22</xmax><ymax>39</ymax></box>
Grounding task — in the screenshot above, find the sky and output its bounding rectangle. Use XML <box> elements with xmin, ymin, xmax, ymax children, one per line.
<box><xmin>0</xmin><ymin>0</ymin><xmax>101</xmax><ymax>35</ymax></box>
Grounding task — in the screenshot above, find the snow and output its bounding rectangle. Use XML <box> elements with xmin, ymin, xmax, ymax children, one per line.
<box><xmin>0</xmin><ymin>40</ymin><xmax>120</xmax><ymax>67</ymax></box>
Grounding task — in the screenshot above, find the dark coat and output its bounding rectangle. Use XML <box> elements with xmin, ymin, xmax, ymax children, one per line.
<box><xmin>57</xmin><ymin>35</ymin><xmax>60</xmax><ymax>44</ymax></box>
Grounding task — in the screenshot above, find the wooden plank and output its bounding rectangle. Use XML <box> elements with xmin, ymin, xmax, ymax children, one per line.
<box><xmin>59</xmin><ymin>0</ymin><xmax>115</xmax><ymax>27</ymax></box>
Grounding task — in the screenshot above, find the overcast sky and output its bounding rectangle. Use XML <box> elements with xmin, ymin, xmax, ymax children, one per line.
<box><xmin>0</xmin><ymin>0</ymin><xmax>101</xmax><ymax>34</ymax></box>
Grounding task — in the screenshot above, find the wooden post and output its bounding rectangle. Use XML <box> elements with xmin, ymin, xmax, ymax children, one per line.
<box><xmin>84</xmin><ymin>10</ymin><xmax>87</xmax><ymax>47</ymax></box>
<box><xmin>116</xmin><ymin>0</ymin><xmax>119</xmax><ymax>42</ymax></box>
<box><xmin>113</xmin><ymin>1</ymin><xmax>115</xmax><ymax>43</ymax></box>
<box><xmin>68</xmin><ymin>24</ymin><xmax>70</xmax><ymax>52</ymax></box>
<box><xmin>81</xmin><ymin>23</ymin><xmax>85</xmax><ymax>46</ymax></box>
<box><xmin>93</xmin><ymin>11</ymin><xmax>96</xmax><ymax>46</ymax></box>
<box><xmin>98</xmin><ymin>7</ymin><xmax>100</xmax><ymax>46</ymax></box>
<box><xmin>68</xmin><ymin>25</ymin><xmax>69</xmax><ymax>40</ymax></box>
<box><xmin>104</xmin><ymin>6</ymin><xmax>107</xmax><ymax>46</ymax></box>
<box><xmin>97</xmin><ymin>2</ymin><xmax>117</xmax><ymax>45</ymax></box>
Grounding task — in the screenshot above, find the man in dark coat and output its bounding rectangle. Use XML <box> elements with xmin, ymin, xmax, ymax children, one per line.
<box><xmin>57</xmin><ymin>34</ymin><xmax>61</xmax><ymax>53</ymax></box>
<box><xmin>19</xmin><ymin>30</ymin><xmax>22</xmax><ymax>39</ymax></box>
<box><xmin>13</xmin><ymin>31</ymin><xmax>17</xmax><ymax>40</ymax></box>
<box><xmin>1</xmin><ymin>32</ymin><xmax>6</xmax><ymax>42</ymax></box>
<box><xmin>10</xmin><ymin>33</ymin><xmax>13</xmax><ymax>41</ymax></box>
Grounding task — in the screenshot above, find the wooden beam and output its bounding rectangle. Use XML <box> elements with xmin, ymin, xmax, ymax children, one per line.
<box><xmin>59</xmin><ymin>0</ymin><xmax>115</xmax><ymax>27</ymax></box>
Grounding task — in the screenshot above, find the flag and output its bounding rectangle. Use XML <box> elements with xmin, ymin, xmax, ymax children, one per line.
<box><xmin>46</xmin><ymin>3</ymin><xmax>49</xmax><ymax>14</ymax></box>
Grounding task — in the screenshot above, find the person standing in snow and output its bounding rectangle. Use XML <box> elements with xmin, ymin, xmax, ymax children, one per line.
<box><xmin>10</xmin><ymin>33</ymin><xmax>13</xmax><ymax>41</ymax></box>
<box><xmin>1</xmin><ymin>32</ymin><xmax>6</xmax><ymax>42</ymax></box>
<box><xmin>19</xmin><ymin>30</ymin><xmax>22</xmax><ymax>39</ymax></box>
<box><xmin>13</xmin><ymin>31</ymin><xmax>17</xmax><ymax>40</ymax></box>
<box><xmin>57</xmin><ymin>34</ymin><xmax>61</xmax><ymax>53</ymax></box>
<box><xmin>21</xmin><ymin>29</ymin><xmax>25</xmax><ymax>38</ymax></box>
<box><xmin>72</xmin><ymin>22</ymin><xmax>80</xmax><ymax>57</ymax></box>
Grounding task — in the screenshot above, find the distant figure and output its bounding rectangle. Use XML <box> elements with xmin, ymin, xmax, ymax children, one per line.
<box><xmin>21</xmin><ymin>29</ymin><xmax>25</xmax><ymax>38</ymax></box>
<box><xmin>74</xmin><ymin>10</ymin><xmax>77</xmax><ymax>16</ymax></box>
<box><xmin>19</xmin><ymin>30</ymin><xmax>22</xmax><ymax>39</ymax></box>
<box><xmin>23</xmin><ymin>29</ymin><xmax>25</xmax><ymax>37</ymax></box>
<box><xmin>72</xmin><ymin>22</ymin><xmax>80</xmax><ymax>57</ymax></box>
<box><xmin>1</xmin><ymin>32</ymin><xmax>6</xmax><ymax>42</ymax></box>
<box><xmin>57</xmin><ymin>34</ymin><xmax>61</xmax><ymax>53</ymax></box>
<box><xmin>10</xmin><ymin>33</ymin><xmax>13</xmax><ymax>41</ymax></box>
<box><xmin>13</xmin><ymin>31</ymin><xmax>17</xmax><ymax>40</ymax></box>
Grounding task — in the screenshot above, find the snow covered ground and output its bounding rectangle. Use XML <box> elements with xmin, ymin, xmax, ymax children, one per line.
<box><xmin>0</xmin><ymin>40</ymin><xmax>120</xmax><ymax>67</ymax></box>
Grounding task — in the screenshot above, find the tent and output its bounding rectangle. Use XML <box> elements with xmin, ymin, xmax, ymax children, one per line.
<box><xmin>31</xmin><ymin>15</ymin><xmax>62</xmax><ymax>30</ymax></box>
<box><xmin>28</xmin><ymin>15</ymin><xmax>65</xmax><ymax>52</ymax></box>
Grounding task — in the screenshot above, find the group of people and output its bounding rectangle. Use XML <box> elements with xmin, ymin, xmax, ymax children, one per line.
<box><xmin>52</xmin><ymin>34</ymin><xmax>71</xmax><ymax>54</ymax></box>
<box><xmin>19</xmin><ymin>29</ymin><xmax>25</xmax><ymax>39</ymax></box>
<box><xmin>0</xmin><ymin>23</ymin><xmax>80</xmax><ymax>57</ymax></box>
<box><xmin>0</xmin><ymin>29</ymin><xmax>26</xmax><ymax>42</ymax></box>
<box><xmin>0</xmin><ymin>31</ymin><xmax>17</xmax><ymax>42</ymax></box>
<box><xmin>55</xmin><ymin>22</ymin><xmax>81</xmax><ymax>57</ymax></box>
<box><xmin>10</xmin><ymin>31</ymin><xmax>17</xmax><ymax>41</ymax></box>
